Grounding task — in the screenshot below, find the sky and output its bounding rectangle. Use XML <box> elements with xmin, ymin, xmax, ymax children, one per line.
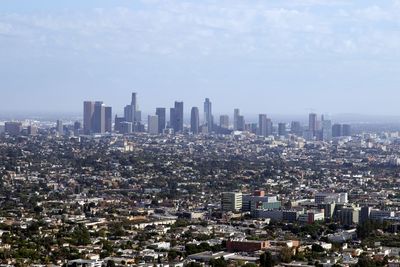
<box><xmin>1</xmin><ymin>0</ymin><xmax>400</xmax><ymax>116</ymax></box>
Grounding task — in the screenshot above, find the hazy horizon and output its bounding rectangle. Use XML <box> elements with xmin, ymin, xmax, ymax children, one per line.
<box><xmin>2</xmin><ymin>1</ymin><xmax>400</xmax><ymax>115</ymax></box>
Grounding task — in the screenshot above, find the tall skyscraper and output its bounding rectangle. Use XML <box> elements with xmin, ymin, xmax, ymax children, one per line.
<box><xmin>148</xmin><ymin>115</ymin><xmax>159</xmax><ymax>135</ymax></box>
<box><xmin>266</xmin><ymin>118</ymin><xmax>273</xmax><ymax>136</ymax></box>
<box><xmin>171</xmin><ymin>101</ymin><xmax>184</xmax><ymax>133</ymax></box>
<box><xmin>191</xmin><ymin>107</ymin><xmax>200</xmax><ymax>134</ymax></box>
<box><xmin>258</xmin><ymin>114</ymin><xmax>267</xmax><ymax>136</ymax></box>
<box><xmin>291</xmin><ymin>121</ymin><xmax>302</xmax><ymax>136</ymax></box>
<box><xmin>278</xmin><ymin>123</ymin><xmax>286</xmax><ymax>136</ymax></box>
<box><xmin>204</xmin><ymin>98</ymin><xmax>213</xmax><ymax>133</ymax></box>
<box><xmin>93</xmin><ymin>101</ymin><xmax>105</xmax><ymax>134</ymax></box>
<box><xmin>332</xmin><ymin>124</ymin><xmax>342</xmax><ymax>137</ymax></box>
<box><xmin>309</xmin><ymin>113</ymin><xmax>317</xmax><ymax>137</ymax></box>
<box><xmin>342</xmin><ymin>124</ymin><xmax>352</xmax><ymax>136</ymax></box>
<box><xmin>156</xmin><ymin>108</ymin><xmax>166</xmax><ymax>134</ymax></box>
<box><xmin>220</xmin><ymin>115</ymin><xmax>229</xmax><ymax>129</ymax></box>
<box><xmin>234</xmin><ymin>109</ymin><xmax>240</xmax><ymax>131</ymax></box>
<box><xmin>236</xmin><ymin>115</ymin><xmax>245</xmax><ymax>131</ymax></box>
<box><xmin>114</xmin><ymin>116</ymin><xmax>125</xmax><ymax>133</ymax></box>
<box><xmin>105</xmin><ymin>106</ymin><xmax>112</xmax><ymax>133</ymax></box>
<box><xmin>83</xmin><ymin>101</ymin><xmax>95</xmax><ymax>135</ymax></box>
<box><xmin>322</xmin><ymin>119</ymin><xmax>332</xmax><ymax>141</ymax></box>
<box><xmin>56</xmin><ymin>120</ymin><xmax>63</xmax><ymax>136</ymax></box>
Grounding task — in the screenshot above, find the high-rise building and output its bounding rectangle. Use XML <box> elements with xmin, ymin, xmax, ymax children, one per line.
<box><xmin>73</xmin><ymin>121</ymin><xmax>81</xmax><ymax>136</ymax></box>
<box><xmin>124</xmin><ymin>105</ymin><xmax>133</xmax><ymax>122</ymax></box>
<box><xmin>321</xmin><ymin>119</ymin><xmax>332</xmax><ymax>141</ymax></box>
<box><xmin>234</xmin><ymin>109</ymin><xmax>240</xmax><ymax>131</ymax></box>
<box><xmin>291</xmin><ymin>121</ymin><xmax>302</xmax><ymax>136</ymax></box>
<box><xmin>93</xmin><ymin>101</ymin><xmax>105</xmax><ymax>134</ymax></box>
<box><xmin>156</xmin><ymin>108</ymin><xmax>166</xmax><ymax>134</ymax></box>
<box><xmin>148</xmin><ymin>115</ymin><xmax>159</xmax><ymax>135</ymax></box>
<box><xmin>342</xmin><ymin>124</ymin><xmax>351</xmax><ymax>136</ymax></box>
<box><xmin>332</xmin><ymin>124</ymin><xmax>342</xmax><ymax>138</ymax></box>
<box><xmin>56</xmin><ymin>120</ymin><xmax>63</xmax><ymax>136</ymax></box>
<box><xmin>120</xmin><ymin>122</ymin><xmax>133</xmax><ymax>134</ymax></box>
<box><xmin>204</xmin><ymin>98</ymin><xmax>213</xmax><ymax>133</ymax></box>
<box><xmin>266</xmin><ymin>118</ymin><xmax>273</xmax><ymax>136</ymax></box>
<box><xmin>83</xmin><ymin>101</ymin><xmax>95</xmax><ymax>135</ymax></box>
<box><xmin>105</xmin><ymin>106</ymin><xmax>112</xmax><ymax>133</ymax></box>
<box><xmin>309</xmin><ymin>113</ymin><xmax>317</xmax><ymax>137</ymax></box>
<box><xmin>28</xmin><ymin>125</ymin><xmax>38</xmax><ymax>136</ymax></box>
<box><xmin>278</xmin><ymin>123</ymin><xmax>286</xmax><ymax>136</ymax></box>
<box><xmin>191</xmin><ymin>107</ymin><xmax>200</xmax><ymax>134</ymax></box>
<box><xmin>258</xmin><ymin>114</ymin><xmax>267</xmax><ymax>136</ymax></box>
<box><xmin>220</xmin><ymin>115</ymin><xmax>229</xmax><ymax>129</ymax></box>
<box><xmin>5</xmin><ymin>122</ymin><xmax>22</xmax><ymax>136</ymax></box>
<box><xmin>221</xmin><ymin>192</ymin><xmax>243</xmax><ymax>212</ymax></box>
<box><xmin>236</xmin><ymin>115</ymin><xmax>245</xmax><ymax>131</ymax></box>
<box><xmin>114</xmin><ymin>116</ymin><xmax>125</xmax><ymax>133</ymax></box>
<box><xmin>171</xmin><ymin>101</ymin><xmax>184</xmax><ymax>133</ymax></box>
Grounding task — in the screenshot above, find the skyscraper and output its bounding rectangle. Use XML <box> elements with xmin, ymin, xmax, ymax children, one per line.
<box><xmin>148</xmin><ymin>115</ymin><xmax>159</xmax><ymax>135</ymax></box>
<box><xmin>342</xmin><ymin>124</ymin><xmax>352</xmax><ymax>136</ymax></box>
<box><xmin>191</xmin><ymin>107</ymin><xmax>200</xmax><ymax>134</ymax></box>
<box><xmin>156</xmin><ymin>108</ymin><xmax>166</xmax><ymax>134</ymax></box>
<box><xmin>234</xmin><ymin>109</ymin><xmax>240</xmax><ymax>131</ymax></box>
<box><xmin>322</xmin><ymin>119</ymin><xmax>332</xmax><ymax>141</ymax></box>
<box><xmin>171</xmin><ymin>101</ymin><xmax>184</xmax><ymax>133</ymax></box>
<box><xmin>236</xmin><ymin>115</ymin><xmax>245</xmax><ymax>131</ymax></box>
<box><xmin>266</xmin><ymin>118</ymin><xmax>273</xmax><ymax>136</ymax></box>
<box><xmin>56</xmin><ymin>120</ymin><xmax>63</xmax><ymax>136</ymax></box>
<box><xmin>258</xmin><ymin>114</ymin><xmax>267</xmax><ymax>136</ymax></box>
<box><xmin>105</xmin><ymin>106</ymin><xmax>112</xmax><ymax>133</ymax></box>
<box><xmin>204</xmin><ymin>98</ymin><xmax>213</xmax><ymax>133</ymax></box>
<box><xmin>332</xmin><ymin>124</ymin><xmax>342</xmax><ymax>137</ymax></box>
<box><xmin>220</xmin><ymin>115</ymin><xmax>229</xmax><ymax>129</ymax></box>
<box><xmin>278</xmin><ymin>123</ymin><xmax>286</xmax><ymax>136</ymax></box>
<box><xmin>291</xmin><ymin>121</ymin><xmax>302</xmax><ymax>136</ymax></box>
<box><xmin>309</xmin><ymin>113</ymin><xmax>317</xmax><ymax>137</ymax></box>
<box><xmin>83</xmin><ymin>101</ymin><xmax>95</xmax><ymax>135</ymax></box>
<box><xmin>93</xmin><ymin>101</ymin><xmax>105</xmax><ymax>134</ymax></box>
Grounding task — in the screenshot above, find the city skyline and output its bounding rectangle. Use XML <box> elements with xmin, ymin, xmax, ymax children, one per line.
<box><xmin>2</xmin><ymin>1</ymin><xmax>400</xmax><ymax>115</ymax></box>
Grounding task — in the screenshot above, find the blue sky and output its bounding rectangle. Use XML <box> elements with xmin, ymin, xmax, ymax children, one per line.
<box><xmin>1</xmin><ymin>0</ymin><xmax>400</xmax><ymax>115</ymax></box>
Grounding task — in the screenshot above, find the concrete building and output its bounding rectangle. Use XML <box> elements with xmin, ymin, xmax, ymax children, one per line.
<box><xmin>222</xmin><ymin>192</ymin><xmax>243</xmax><ymax>212</ymax></box>
<box><xmin>148</xmin><ymin>115</ymin><xmax>159</xmax><ymax>135</ymax></box>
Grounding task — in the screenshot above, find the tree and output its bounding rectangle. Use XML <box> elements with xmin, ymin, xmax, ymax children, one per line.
<box><xmin>280</xmin><ymin>247</ymin><xmax>292</xmax><ymax>263</ymax></box>
<box><xmin>260</xmin><ymin>251</ymin><xmax>275</xmax><ymax>267</ymax></box>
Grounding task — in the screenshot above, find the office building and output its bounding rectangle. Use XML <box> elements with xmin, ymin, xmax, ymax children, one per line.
<box><xmin>332</xmin><ymin>124</ymin><xmax>342</xmax><ymax>138</ymax></box>
<box><xmin>221</xmin><ymin>192</ymin><xmax>243</xmax><ymax>212</ymax></box>
<box><xmin>291</xmin><ymin>121</ymin><xmax>302</xmax><ymax>136</ymax></box>
<box><xmin>83</xmin><ymin>101</ymin><xmax>95</xmax><ymax>135</ymax></box>
<box><xmin>148</xmin><ymin>115</ymin><xmax>159</xmax><ymax>135</ymax></box>
<box><xmin>236</xmin><ymin>115</ymin><xmax>245</xmax><ymax>131</ymax></box>
<box><xmin>28</xmin><ymin>125</ymin><xmax>38</xmax><ymax>136</ymax></box>
<box><xmin>220</xmin><ymin>115</ymin><xmax>229</xmax><ymax>129</ymax></box>
<box><xmin>120</xmin><ymin>122</ymin><xmax>133</xmax><ymax>134</ymax></box>
<box><xmin>105</xmin><ymin>106</ymin><xmax>112</xmax><ymax>133</ymax></box>
<box><xmin>93</xmin><ymin>101</ymin><xmax>105</xmax><ymax>134</ymax></box>
<box><xmin>234</xmin><ymin>109</ymin><xmax>240</xmax><ymax>131</ymax></box>
<box><xmin>5</xmin><ymin>122</ymin><xmax>22</xmax><ymax>136</ymax></box>
<box><xmin>258</xmin><ymin>114</ymin><xmax>267</xmax><ymax>136</ymax></box>
<box><xmin>309</xmin><ymin>113</ymin><xmax>318</xmax><ymax>137</ymax></box>
<box><xmin>73</xmin><ymin>121</ymin><xmax>81</xmax><ymax>136</ymax></box>
<box><xmin>170</xmin><ymin>101</ymin><xmax>184</xmax><ymax>133</ymax></box>
<box><xmin>342</xmin><ymin>124</ymin><xmax>352</xmax><ymax>136</ymax></box>
<box><xmin>191</xmin><ymin>107</ymin><xmax>199</xmax><ymax>134</ymax></box>
<box><xmin>114</xmin><ymin>116</ymin><xmax>124</xmax><ymax>133</ymax></box>
<box><xmin>204</xmin><ymin>98</ymin><xmax>213</xmax><ymax>133</ymax></box>
<box><xmin>322</xmin><ymin>119</ymin><xmax>332</xmax><ymax>141</ymax></box>
<box><xmin>278</xmin><ymin>123</ymin><xmax>286</xmax><ymax>136</ymax></box>
<box><xmin>156</xmin><ymin>108</ymin><xmax>166</xmax><ymax>134</ymax></box>
<box><xmin>266</xmin><ymin>118</ymin><xmax>273</xmax><ymax>136</ymax></box>
<box><xmin>56</xmin><ymin>120</ymin><xmax>63</xmax><ymax>136</ymax></box>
